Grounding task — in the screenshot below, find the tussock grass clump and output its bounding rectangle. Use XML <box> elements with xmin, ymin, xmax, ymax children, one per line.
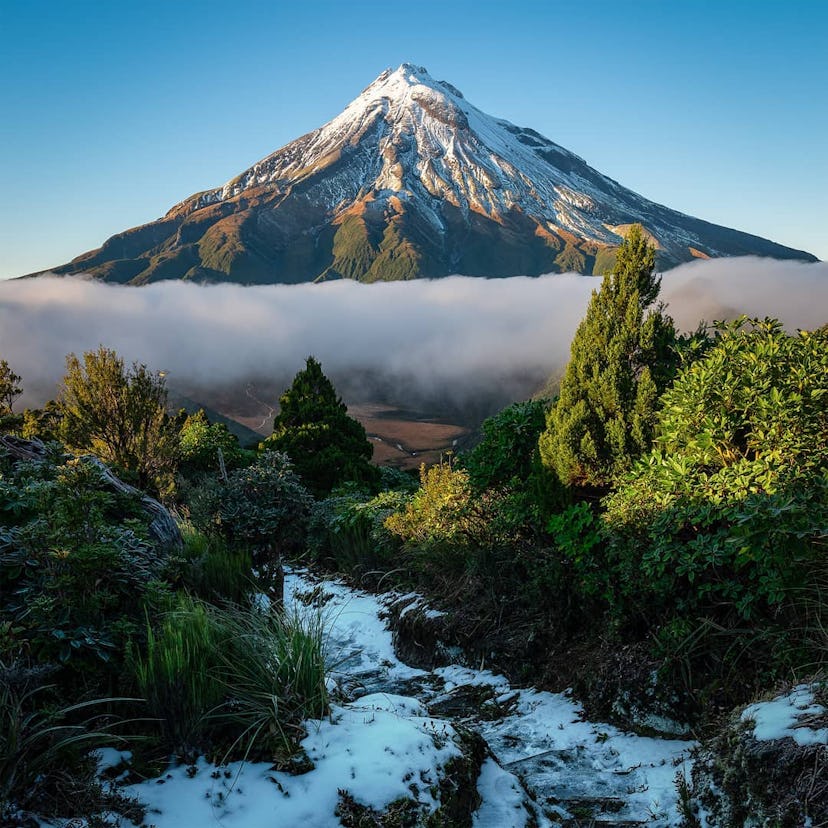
<box><xmin>127</xmin><ymin>596</ymin><xmax>225</xmax><ymax>756</ymax></box>
<box><xmin>127</xmin><ymin>594</ymin><xmax>328</xmax><ymax>761</ymax></box>
<box><xmin>171</xmin><ymin>521</ymin><xmax>253</xmax><ymax>605</ymax></box>
<box><xmin>0</xmin><ymin>660</ymin><xmax>141</xmax><ymax>822</ymax></box>
<box><xmin>213</xmin><ymin>603</ymin><xmax>329</xmax><ymax>761</ymax></box>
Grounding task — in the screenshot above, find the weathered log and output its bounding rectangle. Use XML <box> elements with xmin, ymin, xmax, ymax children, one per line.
<box><xmin>0</xmin><ymin>434</ymin><xmax>49</xmax><ymax>462</ymax></box>
<box><xmin>0</xmin><ymin>434</ymin><xmax>183</xmax><ymax>554</ymax></box>
<box><xmin>83</xmin><ymin>456</ymin><xmax>183</xmax><ymax>554</ymax></box>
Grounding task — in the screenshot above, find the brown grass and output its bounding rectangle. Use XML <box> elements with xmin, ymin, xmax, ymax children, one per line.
<box><xmin>348</xmin><ymin>403</ymin><xmax>469</xmax><ymax>470</ymax></box>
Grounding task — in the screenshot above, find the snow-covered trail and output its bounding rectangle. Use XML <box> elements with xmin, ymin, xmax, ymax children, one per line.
<box><xmin>285</xmin><ymin>571</ymin><xmax>694</xmax><ymax>826</ymax></box>
<box><xmin>96</xmin><ymin>571</ymin><xmax>693</xmax><ymax>828</ymax></box>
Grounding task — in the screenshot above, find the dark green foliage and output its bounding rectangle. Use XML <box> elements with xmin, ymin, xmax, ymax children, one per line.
<box><xmin>460</xmin><ymin>398</ymin><xmax>548</xmax><ymax>494</ymax></box>
<box><xmin>0</xmin><ymin>661</ymin><xmax>141</xmax><ymax>822</ymax></box>
<box><xmin>539</xmin><ymin>225</ymin><xmax>678</xmax><ymax>490</ymax></box>
<box><xmin>126</xmin><ymin>595</ymin><xmax>223</xmax><ymax>755</ymax></box>
<box><xmin>307</xmin><ymin>488</ymin><xmax>408</xmax><ymax>574</ymax></box>
<box><xmin>176</xmin><ymin>473</ymin><xmax>224</xmax><ymax>536</ymax></box>
<box><xmin>0</xmin><ymin>416</ymin><xmax>327</xmax><ymax>817</ymax></box>
<box><xmin>177</xmin><ymin>409</ymin><xmax>244</xmax><ymax>476</ymax></box>
<box><xmin>376</xmin><ymin>464</ymin><xmax>419</xmax><ymax>493</ymax></box>
<box><xmin>0</xmin><ymin>447</ymin><xmax>168</xmax><ymax>819</ymax></box>
<box><xmin>262</xmin><ymin>356</ymin><xmax>378</xmax><ymax>496</ymax></box>
<box><xmin>58</xmin><ymin>347</ymin><xmax>179</xmax><ymax>494</ymax></box>
<box><xmin>546</xmin><ymin>502</ymin><xmax>603</xmax><ymax>593</ymax></box>
<box><xmin>216</xmin><ymin>451</ymin><xmax>313</xmax><ymax>567</ymax></box>
<box><xmin>0</xmin><ymin>456</ymin><xmax>166</xmax><ymax>688</ymax></box>
<box><xmin>167</xmin><ymin>523</ymin><xmax>252</xmax><ymax>605</ymax></box>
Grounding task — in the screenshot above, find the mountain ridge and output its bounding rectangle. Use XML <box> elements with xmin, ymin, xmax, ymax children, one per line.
<box><xmin>31</xmin><ymin>63</ymin><xmax>817</xmax><ymax>284</ymax></box>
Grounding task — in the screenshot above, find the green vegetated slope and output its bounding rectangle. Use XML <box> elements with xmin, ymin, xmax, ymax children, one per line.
<box><xmin>0</xmin><ymin>354</ymin><xmax>329</xmax><ymax>824</ymax></box>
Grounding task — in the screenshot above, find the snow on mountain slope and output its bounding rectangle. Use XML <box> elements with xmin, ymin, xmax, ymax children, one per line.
<box><xmin>40</xmin><ymin>63</ymin><xmax>816</xmax><ymax>285</ymax></box>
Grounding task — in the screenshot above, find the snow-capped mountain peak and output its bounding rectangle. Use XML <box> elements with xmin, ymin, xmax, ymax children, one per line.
<box><xmin>42</xmin><ymin>64</ymin><xmax>816</xmax><ymax>285</ymax></box>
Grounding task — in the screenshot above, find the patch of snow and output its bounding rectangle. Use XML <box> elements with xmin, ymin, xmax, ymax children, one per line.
<box><xmin>434</xmin><ymin>663</ymin><xmax>512</xmax><ymax>694</ymax></box>
<box><xmin>285</xmin><ymin>572</ymin><xmax>425</xmax><ymax>686</ymax></box>
<box><xmin>286</xmin><ymin>571</ymin><xmax>694</xmax><ymax>825</ymax></box>
<box><xmin>473</xmin><ymin>757</ymin><xmax>547</xmax><ymax>827</ymax></box>
<box><xmin>118</xmin><ymin>696</ymin><xmax>460</xmax><ymax>827</ymax></box>
<box><xmin>741</xmin><ymin>684</ymin><xmax>828</xmax><ymax>747</ymax></box>
<box><xmin>63</xmin><ymin>571</ymin><xmax>692</xmax><ymax>827</ymax></box>
<box><xmin>93</xmin><ymin>747</ymin><xmax>132</xmax><ymax>774</ymax></box>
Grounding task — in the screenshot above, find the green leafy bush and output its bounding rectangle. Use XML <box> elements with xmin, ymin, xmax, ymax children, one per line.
<box><xmin>58</xmin><ymin>346</ymin><xmax>179</xmax><ymax>496</ymax></box>
<box><xmin>385</xmin><ymin>462</ymin><xmax>477</xmax><ymax>551</ymax></box>
<box><xmin>0</xmin><ymin>456</ymin><xmax>169</xmax><ymax>688</ymax></box>
<box><xmin>604</xmin><ymin>318</ymin><xmax>828</xmax><ymax>622</ymax></box>
<box><xmin>216</xmin><ymin>451</ymin><xmax>313</xmax><ymax>569</ymax></box>
<box><xmin>383</xmin><ymin>462</ymin><xmax>530</xmax><ymax>584</ymax></box>
<box><xmin>460</xmin><ymin>398</ymin><xmax>549</xmax><ymax>493</ymax></box>
<box><xmin>546</xmin><ymin>501</ymin><xmax>605</xmax><ymax>595</ymax></box>
<box><xmin>178</xmin><ymin>409</ymin><xmax>244</xmax><ymax>477</ymax></box>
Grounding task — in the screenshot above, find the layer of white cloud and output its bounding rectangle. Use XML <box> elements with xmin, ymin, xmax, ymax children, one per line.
<box><xmin>1</xmin><ymin>257</ymin><xmax>825</xmax><ymax>411</ymax></box>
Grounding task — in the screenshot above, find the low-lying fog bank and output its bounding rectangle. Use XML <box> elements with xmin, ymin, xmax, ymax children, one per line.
<box><xmin>2</xmin><ymin>257</ymin><xmax>825</xmax><ymax>418</ymax></box>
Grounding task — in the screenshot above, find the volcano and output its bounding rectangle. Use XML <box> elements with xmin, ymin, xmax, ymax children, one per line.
<box><xmin>35</xmin><ymin>63</ymin><xmax>816</xmax><ymax>285</ymax></box>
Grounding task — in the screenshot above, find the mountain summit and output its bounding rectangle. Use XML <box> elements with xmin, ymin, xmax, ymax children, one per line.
<box><xmin>40</xmin><ymin>63</ymin><xmax>816</xmax><ymax>284</ymax></box>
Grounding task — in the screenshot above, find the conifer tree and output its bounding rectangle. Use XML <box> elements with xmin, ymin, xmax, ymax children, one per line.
<box><xmin>539</xmin><ymin>225</ymin><xmax>677</xmax><ymax>491</ymax></box>
<box><xmin>261</xmin><ymin>356</ymin><xmax>377</xmax><ymax>496</ymax></box>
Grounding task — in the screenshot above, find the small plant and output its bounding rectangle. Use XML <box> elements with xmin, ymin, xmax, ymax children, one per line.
<box><xmin>126</xmin><ymin>594</ymin><xmax>225</xmax><ymax>756</ymax></box>
<box><xmin>217</xmin><ymin>451</ymin><xmax>313</xmax><ymax>569</ymax></box>
<box><xmin>169</xmin><ymin>522</ymin><xmax>252</xmax><ymax>605</ymax></box>
<box><xmin>460</xmin><ymin>398</ymin><xmax>549</xmax><ymax>494</ymax></box>
<box><xmin>212</xmin><ymin>603</ymin><xmax>329</xmax><ymax>761</ymax></box>
<box><xmin>127</xmin><ymin>595</ymin><xmax>328</xmax><ymax>761</ymax></box>
<box><xmin>307</xmin><ymin>487</ymin><xmax>407</xmax><ymax>574</ymax></box>
<box><xmin>0</xmin><ymin>659</ymin><xmax>137</xmax><ymax>819</ymax></box>
<box><xmin>0</xmin><ymin>454</ymin><xmax>170</xmax><ymax>695</ymax></box>
<box><xmin>385</xmin><ymin>461</ymin><xmax>476</xmax><ymax>549</ymax></box>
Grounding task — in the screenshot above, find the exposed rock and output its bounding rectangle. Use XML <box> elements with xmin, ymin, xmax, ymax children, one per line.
<box><xmin>680</xmin><ymin>682</ymin><xmax>828</xmax><ymax>827</ymax></box>
<box><xmin>384</xmin><ymin>593</ymin><xmax>462</xmax><ymax>670</ymax></box>
<box><xmin>573</xmin><ymin>640</ymin><xmax>692</xmax><ymax>738</ymax></box>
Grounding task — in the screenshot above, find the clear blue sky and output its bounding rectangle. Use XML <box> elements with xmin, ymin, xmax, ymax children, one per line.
<box><xmin>1</xmin><ymin>0</ymin><xmax>825</xmax><ymax>279</ymax></box>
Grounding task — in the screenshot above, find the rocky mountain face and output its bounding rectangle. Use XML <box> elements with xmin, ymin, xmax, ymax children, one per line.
<box><xmin>37</xmin><ymin>64</ymin><xmax>816</xmax><ymax>284</ymax></box>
